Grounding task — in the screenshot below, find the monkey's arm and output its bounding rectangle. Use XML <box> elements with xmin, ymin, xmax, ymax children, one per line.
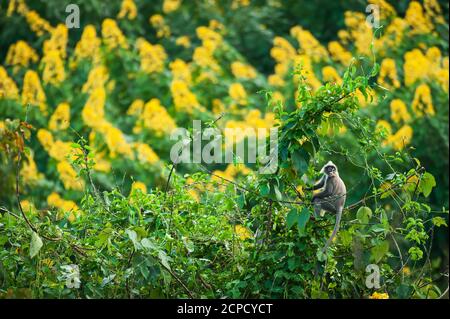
<box><xmin>305</xmin><ymin>175</ymin><xmax>326</xmax><ymax>191</ymax></box>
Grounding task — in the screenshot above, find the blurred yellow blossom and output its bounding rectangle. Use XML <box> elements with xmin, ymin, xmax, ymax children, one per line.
<box><xmin>133</xmin><ymin>98</ymin><xmax>177</xmax><ymax>136</ymax></box>
<box><xmin>369</xmin><ymin>292</ymin><xmax>389</xmax><ymax>299</ymax></box>
<box><xmin>150</xmin><ymin>14</ymin><xmax>171</xmax><ymax>38</ymax></box>
<box><xmin>412</xmin><ymin>84</ymin><xmax>435</xmax><ymax>117</ymax></box>
<box><xmin>229</xmin><ymin>83</ymin><xmax>248</xmax><ymax>105</ymax></box>
<box><xmin>231</xmin><ymin>61</ymin><xmax>257</xmax><ymax>79</ymax></box>
<box><xmin>102</xmin><ymin>18</ymin><xmax>129</xmax><ymax>49</ymax></box>
<box><xmin>73</xmin><ymin>25</ymin><xmax>101</xmax><ymax>66</ymax></box>
<box><xmin>25</xmin><ymin>10</ymin><xmax>53</xmax><ymax>36</ymax></box>
<box><xmin>176</xmin><ymin>36</ymin><xmax>191</xmax><ymax>48</ymax></box>
<box><xmin>57</xmin><ymin>160</ymin><xmax>84</xmax><ymax>191</ymax></box>
<box><xmin>49</xmin><ymin>102</ymin><xmax>70</xmax><ymax>131</ymax></box>
<box><xmin>291</xmin><ymin>26</ymin><xmax>328</xmax><ymax>62</ymax></box>
<box><xmin>163</xmin><ymin>0</ymin><xmax>182</xmax><ymax>13</ymax></box>
<box><xmin>405</xmin><ymin>1</ymin><xmax>433</xmax><ymax>35</ymax></box>
<box><xmin>21</xmin><ymin>70</ymin><xmax>47</xmax><ymax>113</ymax></box>
<box><xmin>378</xmin><ymin>58</ymin><xmax>400</xmax><ymax>89</ymax></box>
<box><xmin>235</xmin><ymin>224</ymin><xmax>252</xmax><ymax>240</ymax></box>
<box><xmin>328</xmin><ymin>41</ymin><xmax>352</xmax><ymax>66</ymax></box>
<box><xmin>134</xmin><ymin>142</ymin><xmax>159</xmax><ymax>164</ymax></box>
<box><xmin>117</xmin><ymin>0</ymin><xmax>137</xmax><ymax>20</ymax></box>
<box><xmin>0</xmin><ymin>67</ymin><xmax>19</xmax><ymax>100</ymax></box>
<box><xmin>131</xmin><ymin>181</ymin><xmax>147</xmax><ymax>194</ymax></box>
<box><xmin>322</xmin><ymin>66</ymin><xmax>342</xmax><ymax>84</ymax></box>
<box><xmin>390</xmin><ymin>99</ymin><xmax>411</xmax><ymax>124</ymax></box>
<box><xmin>137</xmin><ymin>38</ymin><xmax>167</xmax><ymax>74</ymax></box>
<box><xmin>5</xmin><ymin>40</ymin><xmax>39</xmax><ymax>71</ymax></box>
<box><xmin>47</xmin><ymin>192</ymin><xmax>80</xmax><ymax>222</ymax></box>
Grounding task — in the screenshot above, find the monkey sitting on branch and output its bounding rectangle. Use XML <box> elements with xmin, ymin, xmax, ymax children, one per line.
<box><xmin>306</xmin><ymin>161</ymin><xmax>346</xmax><ymax>252</ymax></box>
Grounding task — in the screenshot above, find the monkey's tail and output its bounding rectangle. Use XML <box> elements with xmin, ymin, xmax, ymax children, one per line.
<box><xmin>322</xmin><ymin>208</ymin><xmax>342</xmax><ymax>252</ymax></box>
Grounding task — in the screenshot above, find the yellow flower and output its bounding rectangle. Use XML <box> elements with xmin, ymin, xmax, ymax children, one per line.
<box><xmin>133</xmin><ymin>142</ymin><xmax>159</xmax><ymax>164</ymax></box>
<box><xmin>133</xmin><ymin>98</ymin><xmax>177</xmax><ymax>135</ymax></box>
<box><xmin>163</xmin><ymin>0</ymin><xmax>182</xmax><ymax>13</ymax></box>
<box><xmin>176</xmin><ymin>36</ymin><xmax>191</xmax><ymax>48</ymax></box>
<box><xmin>49</xmin><ymin>102</ymin><xmax>70</xmax><ymax>131</ymax></box>
<box><xmin>405</xmin><ymin>1</ymin><xmax>433</xmax><ymax>34</ymax></box>
<box><xmin>102</xmin><ymin>18</ymin><xmax>129</xmax><ymax>49</ymax></box>
<box><xmin>117</xmin><ymin>0</ymin><xmax>137</xmax><ymax>20</ymax></box>
<box><xmin>170</xmin><ymin>59</ymin><xmax>192</xmax><ymax>84</ymax></box>
<box><xmin>328</xmin><ymin>41</ymin><xmax>352</xmax><ymax>66</ymax></box>
<box><xmin>378</xmin><ymin>58</ymin><xmax>400</xmax><ymax>89</ymax></box>
<box><xmin>127</xmin><ymin>99</ymin><xmax>145</xmax><ymax>116</ymax></box>
<box><xmin>171</xmin><ymin>80</ymin><xmax>202</xmax><ymax>113</ymax></box>
<box><xmin>98</xmin><ymin>122</ymin><xmax>134</xmax><ymax>159</ymax></box>
<box><xmin>25</xmin><ymin>10</ymin><xmax>53</xmax><ymax>36</ymax></box>
<box><xmin>322</xmin><ymin>66</ymin><xmax>342</xmax><ymax>84</ymax></box>
<box><xmin>47</xmin><ymin>192</ymin><xmax>80</xmax><ymax>222</ymax></box>
<box><xmin>43</xmin><ymin>24</ymin><xmax>68</xmax><ymax>59</ymax></box>
<box><xmin>270</xmin><ymin>37</ymin><xmax>296</xmax><ymax>63</ymax></box>
<box><xmin>403</xmin><ymin>49</ymin><xmax>429</xmax><ymax>86</ymax></box>
<box><xmin>57</xmin><ymin>161</ymin><xmax>84</xmax><ymax>191</ymax></box>
<box><xmin>82</xmin><ymin>66</ymin><xmax>109</xmax><ymax>93</ymax></box>
<box><xmin>387</xmin><ymin>125</ymin><xmax>413</xmax><ymax>150</ymax></box>
<box><xmin>21</xmin><ymin>70</ymin><xmax>47</xmax><ymax>113</ymax></box>
<box><xmin>229</xmin><ymin>83</ymin><xmax>247</xmax><ymax>105</ymax></box>
<box><xmin>369</xmin><ymin>292</ymin><xmax>389</xmax><ymax>299</ymax></box>
<box><xmin>412</xmin><ymin>84</ymin><xmax>435</xmax><ymax>117</ymax></box>
<box><xmin>291</xmin><ymin>26</ymin><xmax>328</xmax><ymax>62</ymax></box>
<box><xmin>376</xmin><ymin>120</ymin><xmax>392</xmax><ymax>137</ymax></box>
<box><xmin>82</xmin><ymin>86</ymin><xmax>106</xmax><ymax>128</ymax></box>
<box><xmin>5</xmin><ymin>40</ymin><xmax>39</xmax><ymax>71</ymax></box>
<box><xmin>136</xmin><ymin>38</ymin><xmax>167</xmax><ymax>74</ymax></box>
<box><xmin>41</xmin><ymin>50</ymin><xmax>65</xmax><ymax>86</ymax></box>
<box><xmin>150</xmin><ymin>14</ymin><xmax>171</xmax><ymax>38</ymax></box>
<box><xmin>130</xmin><ymin>181</ymin><xmax>147</xmax><ymax>194</ymax></box>
<box><xmin>231</xmin><ymin>61</ymin><xmax>257</xmax><ymax>79</ymax></box>
<box><xmin>73</xmin><ymin>25</ymin><xmax>101</xmax><ymax>66</ymax></box>
<box><xmin>0</xmin><ymin>66</ymin><xmax>19</xmax><ymax>100</ymax></box>
<box><xmin>231</xmin><ymin>0</ymin><xmax>251</xmax><ymax>10</ymax></box>
<box><xmin>402</xmin><ymin>266</ymin><xmax>411</xmax><ymax>276</ymax></box>
<box><xmin>235</xmin><ymin>225</ymin><xmax>252</xmax><ymax>240</ymax></box>
<box><xmin>390</xmin><ymin>99</ymin><xmax>411</xmax><ymax>124</ymax></box>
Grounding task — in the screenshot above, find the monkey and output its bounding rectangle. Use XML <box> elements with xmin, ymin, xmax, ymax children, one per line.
<box><xmin>306</xmin><ymin>161</ymin><xmax>346</xmax><ymax>251</ymax></box>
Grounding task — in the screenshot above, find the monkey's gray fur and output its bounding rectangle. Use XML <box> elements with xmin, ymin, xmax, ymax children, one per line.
<box><xmin>308</xmin><ymin>161</ymin><xmax>346</xmax><ymax>251</ymax></box>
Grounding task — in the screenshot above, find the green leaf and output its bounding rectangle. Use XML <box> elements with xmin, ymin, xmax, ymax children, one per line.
<box><xmin>291</xmin><ymin>149</ymin><xmax>309</xmax><ymax>174</ymax></box>
<box><xmin>158</xmin><ymin>250</ymin><xmax>171</xmax><ymax>271</ymax></box>
<box><xmin>126</xmin><ymin>229</ymin><xmax>140</xmax><ymax>250</ymax></box>
<box><xmin>356</xmin><ymin>206</ymin><xmax>372</xmax><ymax>224</ymax></box>
<box><xmin>297</xmin><ymin>208</ymin><xmax>311</xmax><ymax>235</ymax></box>
<box><xmin>286</xmin><ymin>208</ymin><xmax>298</xmax><ymax>229</ymax></box>
<box><xmin>274</xmin><ymin>185</ymin><xmax>282</xmax><ymax>201</ymax></box>
<box><xmin>30</xmin><ymin>231</ymin><xmax>43</xmax><ymax>259</ymax></box>
<box><xmin>260</xmin><ymin>183</ymin><xmax>270</xmax><ymax>196</ymax></box>
<box><xmin>370</xmin><ymin>240</ymin><xmax>389</xmax><ymax>263</ymax></box>
<box><xmin>432</xmin><ymin>217</ymin><xmax>448</xmax><ymax>227</ymax></box>
<box><xmin>141</xmin><ymin>238</ymin><xmax>158</xmax><ymax>250</ymax></box>
<box><xmin>419</xmin><ymin>173</ymin><xmax>436</xmax><ymax>197</ymax></box>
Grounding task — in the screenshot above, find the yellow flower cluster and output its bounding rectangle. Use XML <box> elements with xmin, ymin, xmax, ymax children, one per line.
<box><xmin>235</xmin><ymin>224</ymin><xmax>252</xmax><ymax>240</ymax></box>
<box><xmin>378</xmin><ymin>58</ymin><xmax>400</xmax><ymax>89</ymax></box>
<box><xmin>132</xmin><ymin>98</ymin><xmax>177</xmax><ymax>136</ymax></box>
<box><xmin>405</xmin><ymin>1</ymin><xmax>434</xmax><ymax>35</ymax></box>
<box><xmin>163</xmin><ymin>0</ymin><xmax>182</xmax><ymax>13</ymax></box>
<box><xmin>40</xmin><ymin>24</ymin><xmax>68</xmax><ymax>86</ymax></box>
<box><xmin>322</xmin><ymin>66</ymin><xmax>342</xmax><ymax>85</ymax></box>
<box><xmin>118</xmin><ymin>0</ymin><xmax>137</xmax><ymax>20</ymax></box>
<box><xmin>193</xmin><ymin>26</ymin><xmax>222</xmax><ymax>72</ymax></box>
<box><xmin>0</xmin><ymin>67</ymin><xmax>19</xmax><ymax>100</ymax></box>
<box><xmin>137</xmin><ymin>38</ymin><xmax>167</xmax><ymax>74</ymax></box>
<box><xmin>390</xmin><ymin>99</ymin><xmax>411</xmax><ymax>124</ymax></box>
<box><xmin>47</xmin><ymin>192</ymin><xmax>80</xmax><ymax>222</ymax></box>
<box><xmin>49</xmin><ymin>102</ymin><xmax>70</xmax><ymax>131</ymax></box>
<box><xmin>176</xmin><ymin>36</ymin><xmax>191</xmax><ymax>48</ymax></box>
<box><xmin>229</xmin><ymin>83</ymin><xmax>248</xmax><ymax>106</ymax></box>
<box><xmin>328</xmin><ymin>41</ymin><xmax>352</xmax><ymax>66</ymax></box>
<box><xmin>5</xmin><ymin>40</ymin><xmax>39</xmax><ymax>72</ymax></box>
<box><xmin>341</xmin><ymin>11</ymin><xmax>372</xmax><ymax>56</ymax></box>
<box><xmin>73</xmin><ymin>25</ymin><xmax>102</xmax><ymax>66</ymax></box>
<box><xmin>25</xmin><ymin>10</ymin><xmax>53</xmax><ymax>36</ymax></box>
<box><xmin>412</xmin><ymin>84</ymin><xmax>435</xmax><ymax>117</ymax></box>
<box><xmin>150</xmin><ymin>14</ymin><xmax>171</xmax><ymax>38</ymax></box>
<box><xmin>82</xmin><ymin>66</ymin><xmax>110</xmax><ymax>93</ymax></box>
<box><xmin>102</xmin><ymin>19</ymin><xmax>129</xmax><ymax>50</ymax></box>
<box><xmin>133</xmin><ymin>142</ymin><xmax>160</xmax><ymax>164</ymax></box>
<box><xmin>130</xmin><ymin>181</ymin><xmax>147</xmax><ymax>194</ymax></box>
<box><xmin>21</xmin><ymin>70</ymin><xmax>47</xmax><ymax>113</ymax></box>
<box><xmin>171</xmin><ymin>80</ymin><xmax>202</xmax><ymax>113</ymax></box>
<box><xmin>231</xmin><ymin>61</ymin><xmax>257</xmax><ymax>79</ymax></box>
<box><xmin>369</xmin><ymin>292</ymin><xmax>389</xmax><ymax>299</ymax></box>
<box><xmin>377</xmin><ymin>120</ymin><xmax>413</xmax><ymax>151</ymax></box>
<box><xmin>170</xmin><ymin>59</ymin><xmax>192</xmax><ymax>84</ymax></box>
<box><xmin>291</xmin><ymin>26</ymin><xmax>328</xmax><ymax>62</ymax></box>
<box><xmin>224</xmin><ymin>109</ymin><xmax>276</xmax><ymax>145</ymax></box>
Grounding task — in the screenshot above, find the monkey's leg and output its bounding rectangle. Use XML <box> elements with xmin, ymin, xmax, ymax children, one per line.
<box><xmin>312</xmin><ymin>199</ymin><xmax>322</xmax><ymax>219</ymax></box>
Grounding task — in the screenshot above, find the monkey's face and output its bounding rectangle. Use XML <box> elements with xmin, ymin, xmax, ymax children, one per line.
<box><xmin>324</xmin><ymin>165</ymin><xmax>337</xmax><ymax>176</ymax></box>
